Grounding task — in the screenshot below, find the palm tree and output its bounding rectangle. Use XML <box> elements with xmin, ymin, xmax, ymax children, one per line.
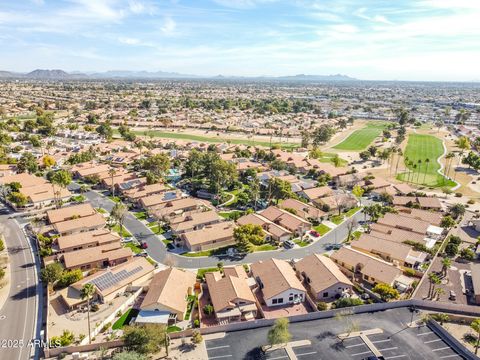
<box><xmin>81</xmin><ymin>283</ymin><xmax>96</xmax><ymax>344</ymax></box>
<box><xmin>428</xmin><ymin>273</ymin><xmax>441</xmax><ymax>299</ymax></box>
<box><xmin>108</xmin><ymin>168</ymin><xmax>117</xmax><ymax>197</ymax></box>
<box><xmin>416</xmin><ymin>159</ymin><xmax>422</xmax><ymax>183</ymax></box>
<box><xmin>471</xmin><ymin>318</ymin><xmax>480</xmax><ymax>355</ymax></box>
<box><xmin>441</xmin><ymin>257</ymin><xmax>451</xmax><ymax>279</ymax></box>
<box><xmin>395</xmin><ymin>149</ymin><xmax>403</xmax><ymax>176</ymax></box>
<box><xmin>409</xmin><ymin>163</ymin><xmax>416</xmax><ymax>183</ymax></box>
<box><xmin>434</xmin><ymin>288</ymin><xmax>445</xmax><ymax>301</ymax></box>
<box><xmin>423</xmin><ymin>158</ymin><xmax>430</xmax><ymax>185</ymax></box>
<box><xmin>445</xmin><ymin>152</ymin><xmax>455</xmax><ymax>181</ymax></box>
<box><xmin>389</xmin><ymin>148</ymin><xmax>397</xmax><ymax>175</ymax></box>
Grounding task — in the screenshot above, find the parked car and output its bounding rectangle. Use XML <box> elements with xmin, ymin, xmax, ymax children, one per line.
<box><xmin>140</xmin><ymin>242</ymin><xmax>148</xmax><ymax>249</ymax></box>
<box><xmin>449</xmin><ymin>290</ymin><xmax>456</xmax><ymax>301</ymax></box>
<box><xmin>309</xmin><ymin>230</ymin><xmax>320</xmax><ymax>237</ymax></box>
<box><xmin>283</xmin><ymin>240</ymin><xmax>295</xmax><ymax>249</ymax></box>
<box><xmin>135</xmin><ymin>251</ymin><xmax>148</xmax><ymax>257</ymax></box>
<box><xmin>121</xmin><ymin>237</ymin><xmax>134</xmax><ymax>243</ymax></box>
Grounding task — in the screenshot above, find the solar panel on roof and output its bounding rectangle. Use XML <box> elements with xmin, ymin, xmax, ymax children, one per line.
<box><xmin>89</xmin><ymin>266</ymin><xmax>145</xmax><ymax>291</ymax></box>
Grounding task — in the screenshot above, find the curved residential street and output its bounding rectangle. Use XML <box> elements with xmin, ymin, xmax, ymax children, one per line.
<box><xmin>0</xmin><ymin>205</ymin><xmax>42</xmax><ymax>360</ymax></box>
<box><xmin>82</xmin><ymin>189</ymin><xmax>365</xmax><ymax>269</ymax></box>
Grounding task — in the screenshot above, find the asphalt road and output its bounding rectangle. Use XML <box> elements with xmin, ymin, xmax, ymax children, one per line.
<box><xmin>0</xmin><ymin>206</ymin><xmax>41</xmax><ymax>360</ymax></box>
<box><xmin>205</xmin><ymin>307</ymin><xmax>466</xmax><ymax>360</ymax></box>
<box><xmin>81</xmin><ymin>187</ymin><xmax>366</xmax><ymax>269</ymax></box>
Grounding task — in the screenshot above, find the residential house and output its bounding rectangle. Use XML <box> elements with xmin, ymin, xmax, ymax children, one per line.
<box><xmin>369</xmin><ymin>223</ymin><xmax>434</xmax><ymax>248</ymax></box>
<box><xmin>140</xmin><ymin>267</ymin><xmax>197</xmax><ymax>322</ymax></box>
<box><xmin>60</xmin><ymin>242</ymin><xmax>132</xmax><ymax>270</ymax></box>
<box><xmin>299</xmin><ymin>186</ymin><xmax>334</xmax><ymax>203</ymax></box>
<box><xmin>295</xmin><ymin>254</ymin><xmax>353</xmax><ymax>301</ymax></box>
<box><xmin>314</xmin><ymin>193</ymin><xmax>358</xmax><ymax>213</ymax></box>
<box><xmin>59</xmin><ymin>257</ymin><xmax>154</xmax><ymax>309</ymax></box>
<box><xmin>140</xmin><ymin>190</ymin><xmax>183</xmax><ymax>209</ymax></box>
<box><xmin>122</xmin><ymin>183</ymin><xmax>168</xmax><ymax>202</ymax></box>
<box><xmin>471</xmin><ymin>263</ymin><xmax>480</xmax><ymax>305</ymax></box>
<box><xmin>395</xmin><ymin>207</ymin><xmax>442</xmax><ymax>226</ymax></box>
<box><xmin>53</xmin><ymin>213</ymin><xmax>106</xmax><ymax>236</ymax></box>
<box><xmin>170</xmin><ymin>211</ymin><xmax>221</xmax><ymax>235</ymax></box>
<box><xmin>259</xmin><ymin>206</ymin><xmax>311</xmax><ymax>237</ymax></box>
<box><xmin>181</xmin><ymin>221</ymin><xmax>236</xmax><ymax>251</ymax></box>
<box><xmin>376</xmin><ymin>213</ymin><xmax>443</xmax><ymax>239</ymax></box>
<box><xmin>352</xmin><ymin>234</ymin><xmax>428</xmax><ymax>268</ymax></box>
<box><xmin>47</xmin><ymin>203</ymin><xmax>97</xmax><ymax>224</ymax></box>
<box><xmin>251</xmin><ymin>258</ymin><xmax>306</xmax><ymax>307</ymax></box>
<box><xmin>71</xmin><ymin>162</ymin><xmax>111</xmax><ymax>179</ymax></box>
<box><xmin>55</xmin><ymin>229</ymin><xmax>120</xmax><ymax>253</ymax></box>
<box><xmin>278</xmin><ymin>198</ymin><xmax>326</xmax><ymax>222</ymax></box>
<box><xmin>205</xmin><ymin>266</ymin><xmax>257</xmax><ymax>322</ymax></box>
<box><xmin>149</xmin><ymin>198</ymin><xmax>201</xmax><ymax>220</ymax></box>
<box><xmin>330</xmin><ymin>247</ymin><xmax>405</xmax><ymax>287</ymax></box>
<box><xmin>237</xmin><ymin>213</ymin><xmax>291</xmax><ymax>242</ymax></box>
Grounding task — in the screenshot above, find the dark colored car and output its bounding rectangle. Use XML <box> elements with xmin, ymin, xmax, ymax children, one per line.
<box><xmin>309</xmin><ymin>230</ymin><xmax>320</xmax><ymax>237</ymax></box>
<box><xmin>140</xmin><ymin>242</ymin><xmax>148</xmax><ymax>249</ymax></box>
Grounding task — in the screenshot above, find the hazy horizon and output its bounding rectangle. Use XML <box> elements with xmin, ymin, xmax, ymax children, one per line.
<box><xmin>0</xmin><ymin>0</ymin><xmax>479</xmax><ymax>81</ymax></box>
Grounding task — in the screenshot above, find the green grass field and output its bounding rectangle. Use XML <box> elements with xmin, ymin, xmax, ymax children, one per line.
<box><xmin>333</xmin><ymin>122</ymin><xmax>389</xmax><ymax>151</ymax></box>
<box><xmin>397</xmin><ymin>133</ymin><xmax>456</xmax><ymax>187</ymax></box>
<box><xmin>313</xmin><ymin>223</ymin><xmax>331</xmax><ymax>235</ymax></box>
<box><xmin>115</xmin><ymin>129</ymin><xmax>300</xmax><ymax>149</ymax></box>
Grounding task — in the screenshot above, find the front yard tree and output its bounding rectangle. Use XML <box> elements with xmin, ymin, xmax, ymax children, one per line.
<box><xmin>17</xmin><ymin>152</ymin><xmax>38</xmax><ymax>174</ymax></box>
<box><xmin>42</xmin><ymin>155</ymin><xmax>56</xmax><ymax>168</ymax></box>
<box><xmin>352</xmin><ymin>185</ymin><xmax>364</xmax><ymax>205</ymax></box>
<box><xmin>48</xmin><ymin>169</ymin><xmax>72</xmax><ymax>208</ymax></box>
<box><xmin>440</xmin><ymin>215</ymin><xmax>456</xmax><ymax>230</ymax></box>
<box><xmin>449</xmin><ymin>203</ymin><xmax>466</xmax><ymax>220</ymax></box>
<box><xmin>268</xmin><ymin>178</ymin><xmax>294</xmax><ymax>202</ymax></box>
<box><xmin>40</xmin><ymin>262</ymin><xmax>63</xmax><ymax>290</ymax></box>
<box><xmin>141</xmin><ymin>153</ymin><xmax>170</xmax><ymax>179</ymax></box>
<box><xmin>111</xmin><ymin>202</ymin><xmax>128</xmax><ymax>239</ymax></box>
<box><xmin>267</xmin><ymin>318</ymin><xmax>291</xmax><ymax>347</ymax></box>
<box><xmin>7</xmin><ymin>192</ymin><xmax>28</xmax><ymax>208</ymax></box>
<box><xmin>372</xmin><ymin>283</ymin><xmax>399</xmax><ymax>301</ymax></box>
<box><xmin>234</xmin><ymin>224</ymin><xmax>264</xmax><ymax>253</ymax></box>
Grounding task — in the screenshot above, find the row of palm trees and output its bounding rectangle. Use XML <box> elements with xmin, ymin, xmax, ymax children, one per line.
<box><xmin>388</xmin><ymin>147</ymin><xmax>458</xmax><ymax>186</ymax></box>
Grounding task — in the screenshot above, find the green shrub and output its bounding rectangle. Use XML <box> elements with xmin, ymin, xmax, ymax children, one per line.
<box><xmin>403</xmin><ymin>268</ymin><xmax>416</xmax><ymax>277</ymax></box>
<box><xmin>203</xmin><ymin>304</ymin><xmax>214</xmax><ymax>316</ymax></box>
<box><xmin>333</xmin><ymin>297</ymin><xmax>363</xmax><ymax>308</ymax></box>
<box><xmin>460</xmin><ymin>248</ymin><xmax>475</xmax><ymax>261</ymax></box>
<box><xmin>316</xmin><ymin>302</ymin><xmax>328</xmax><ymax>311</ymax></box>
<box><xmin>101</xmin><ymin>322</ymin><xmax>112</xmax><ymax>333</ymax></box>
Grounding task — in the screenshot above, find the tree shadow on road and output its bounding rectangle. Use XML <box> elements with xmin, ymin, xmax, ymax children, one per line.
<box><xmin>243</xmin><ymin>347</ymin><xmax>267</xmax><ymax>360</ymax></box>
<box><xmin>11</xmin><ymin>284</ymin><xmax>37</xmax><ymax>300</ymax></box>
<box><xmin>7</xmin><ymin>246</ymin><xmax>28</xmax><ymax>255</ymax></box>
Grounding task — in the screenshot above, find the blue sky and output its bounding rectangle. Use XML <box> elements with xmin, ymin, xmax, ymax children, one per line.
<box><xmin>0</xmin><ymin>0</ymin><xmax>479</xmax><ymax>80</ymax></box>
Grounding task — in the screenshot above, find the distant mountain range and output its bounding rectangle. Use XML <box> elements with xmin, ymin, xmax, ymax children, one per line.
<box><xmin>0</xmin><ymin>69</ymin><xmax>358</xmax><ymax>81</ymax></box>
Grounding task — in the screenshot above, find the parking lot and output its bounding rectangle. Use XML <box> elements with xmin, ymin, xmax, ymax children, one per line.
<box><xmin>204</xmin><ymin>307</ymin><xmax>468</xmax><ymax>360</ymax></box>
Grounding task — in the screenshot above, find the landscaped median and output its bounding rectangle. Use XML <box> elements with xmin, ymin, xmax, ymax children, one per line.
<box><xmin>180</xmin><ymin>243</ymin><xmax>278</xmax><ymax>258</ymax></box>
